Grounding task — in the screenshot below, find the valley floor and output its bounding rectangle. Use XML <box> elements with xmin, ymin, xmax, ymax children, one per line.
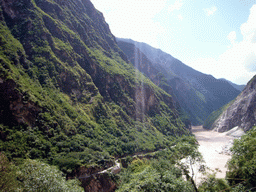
<box><xmin>192</xmin><ymin>126</ymin><xmax>234</xmax><ymax>184</ymax></box>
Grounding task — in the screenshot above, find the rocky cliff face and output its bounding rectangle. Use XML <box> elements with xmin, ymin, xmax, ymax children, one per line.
<box><xmin>210</xmin><ymin>75</ymin><xmax>256</xmax><ymax>132</ymax></box>
<box><xmin>0</xmin><ymin>78</ymin><xmax>40</xmax><ymax>127</ymax></box>
<box><xmin>117</xmin><ymin>38</ymin><xmax>241</xmax><ymax>125</ymax></box>
<box><xmin>81</xmin><ymin>173</ymin><xmax>117</xmax><ymax>192</ymax></box>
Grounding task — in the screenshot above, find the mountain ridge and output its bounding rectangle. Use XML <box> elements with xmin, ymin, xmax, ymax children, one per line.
<box><xmin>219</xmin><ymin>78</ymin><xmax>245</xmax><ymax>92</ymax></box>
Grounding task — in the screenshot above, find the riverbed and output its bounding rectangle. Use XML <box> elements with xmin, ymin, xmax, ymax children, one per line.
<box><xmin>191</xmin><ymin>126</ymin><xmax>234</xmax><ymax>184</ymax></box>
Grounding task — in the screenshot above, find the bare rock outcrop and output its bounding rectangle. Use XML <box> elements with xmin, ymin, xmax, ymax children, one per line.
<box><xmin>212</xmin><ymin>75</ymin><xmax>256</xmax><ymax>132</ymax></box>
<box><xmin>81</xmin><ymin>173</ymin><xmax>117</xmax><ymax>192</ymax></box>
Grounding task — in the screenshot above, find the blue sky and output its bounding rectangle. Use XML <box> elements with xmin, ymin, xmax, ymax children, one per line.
<box><xmin>90</xmin><ymin>0</ymin><xmax>256</xmax><ymax>85</ymax></box>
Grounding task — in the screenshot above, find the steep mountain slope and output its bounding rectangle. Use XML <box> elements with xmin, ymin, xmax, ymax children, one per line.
<box><xmin>117</xmin><ymin>40</ymin><xmax>191</xmax><ymax>127</ymax></box>
<box><xmin>204</xmin><ymin>75</ymin><xmax>256</xmax><ymax>132</ymax></box>
<box><xmin>0</xmin><ymin>0</ymin><xmax>188</xmax><ymax>177</ymax></box>
<box><xmin>220</xmin><ymin>78</ymin><xmax>245</xmax><ymax>92</ymax></box>
<box><xmin>117</xmin><ymin>38</ymin><xmax>241</xmax><ymax>125</ymax></box>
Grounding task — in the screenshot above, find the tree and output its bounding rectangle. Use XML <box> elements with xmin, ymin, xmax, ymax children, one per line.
<box><xmin>18</xmin><ymin>159</ymin><xmax>83</xmax><ymax>192</ymax></box>
<box><xmin>198</xmin><ymin>172</ymin><xmax>230</xmax><ymax>192</ymax></box>
<box><xmin>117</xmin><ymin>136</ymin><xmax>203</xmax><ymax>192</ymax></box>
<box><xmin>226</xmin><ymin>126</ymin><xmax>256</xmax><ymax>190</ymax></box>
<box><xmin>117</xmin><ymin>158</ymin><xmax>195</xmax><ymax>192</ymax></box>
<box><xmin>0</xmin><ymin>152</ymin><xmax>18</xmax><ymax>191</ymax></box>
<box><xmin>172</xmin><ymin>136</ymin><xmax>205</xmax><ymax>191</ymax></box>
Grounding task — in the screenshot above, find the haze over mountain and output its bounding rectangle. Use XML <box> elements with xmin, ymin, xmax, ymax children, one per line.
<box><xmin>117</xmin><ymin>38</ymin><xmax>241</xmax><ymax>125</ymax></box>
<box><xmin>219</xmin><ymin>78</ymin><xmax>245</xmax><ymax>92</ymax></box>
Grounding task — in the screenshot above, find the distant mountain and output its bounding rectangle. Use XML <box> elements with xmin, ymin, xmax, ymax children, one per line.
<box><xmin>204</xmin><ymin>75</ymin><xmax>256</xmax><ymax>132</ymax></box>
<box><xmin>219</xmin><ymin>78</ymin><xmax>246</xmax><ymax>91</ymax></box>
<box><xmin>117</xmin><ymin>38</ymin><xmax>241</xmax><ymax>125</ymax></box>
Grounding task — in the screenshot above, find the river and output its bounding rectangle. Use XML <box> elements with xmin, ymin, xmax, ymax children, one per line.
<box><xmin>191</xmin><ymin>126</ymin><xmax>234</xmax><ymax>184</ymax></box>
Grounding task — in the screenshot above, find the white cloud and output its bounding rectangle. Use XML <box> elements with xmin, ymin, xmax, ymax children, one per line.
<box><xmin>189</xmin><ymin>55</ymin><xmax>255</xmax><ymax>85</ymax></box>
<box><xmin>168</xmin><ymin>0</ymin><xmax>183</xmax><ymax>12</ymax></box>
<box><xmin>178</xmin><ymin>14</ymin><xmax>183</xmax><ymax>21</ymax></box>
<box><xmin>189</xmin><ymin>5</ymin><xmax>256</xmax><ymax>84</ymax></box>
<box><xmin>188</xmin><ymin>58</ymin><xmax>218</xmax><ymax>74</ymax></box>
<box><xmin>90</xmin><ymin>0</ymin><xmax>167</xmax><ymax>48</ymax></box>
<box><xmin>227</xmin><ymin>31</ymin><xmax>237</xmax><ymax>45</ymax></box>
<box><xmin>240</xmin><ymin>4</ymin><xmax>256</xmax><ymax>42</ymax></box>
<box><xmin>223</xmin><ymin>4</ymin><xmax>256</xmax><ymax>74</ymax></box>
<box><xmin>203</xmin><ymin>6</ymin><xmax>217</xmax><ymax>16</ymax></box>
<box><xmin>245</xmin><ymin>52</ymin><xmax>256</xmax><ymax>71</ymax></box>
<box><xmin>217</xmin><ymin>41</ymin><xmax>256</xmax><ymax>83</ymax></box>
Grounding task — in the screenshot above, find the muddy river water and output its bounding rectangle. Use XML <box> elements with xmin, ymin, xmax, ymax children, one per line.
<box><xmin>191</xmin><ymin>126</ymin><xmax>235</xmax><ymax>184</ymax></box>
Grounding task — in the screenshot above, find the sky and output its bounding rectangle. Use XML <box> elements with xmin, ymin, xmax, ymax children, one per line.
<box><xmin>90</xmin><ymin>0</ymin><xmax>256</xmax><ymax>85</ymax></box>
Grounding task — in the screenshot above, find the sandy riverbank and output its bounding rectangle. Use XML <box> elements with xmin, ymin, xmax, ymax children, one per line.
<box><xmin>191</xmin><ymin>126</ymin><xmax>235</xmax><ymax>183</ymax></box>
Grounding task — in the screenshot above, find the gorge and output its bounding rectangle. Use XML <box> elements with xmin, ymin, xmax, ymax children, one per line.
<box><xmin>0</xmin><ymin>0</ymin><xmax>255</xmax><ymax>191</ymax></box>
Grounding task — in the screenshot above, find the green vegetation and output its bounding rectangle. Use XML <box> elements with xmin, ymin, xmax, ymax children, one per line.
<box><xmin>0</xmin><ymin>2</ymin><xmax>189</xmax><ymax>191</ymax></box>
<box><xmin>117</xmin><ymin>39</ymin><xmax>241</xmax><ymax>126</ymax></box>
<box><xmin>198</xmin><ymin>172</ymin><xmax>231</xmax><ymax>192</ymax></box>
<box><xmin>1</xmin><ymin>0</ymin><xmax>254</xmax><ymax>191</ymax></box>
<box><xmin>0</xmin><ymin>153</ymin><xmax>18</xmax><ymax>191</ymax></box>
<box><xmin>1</xmin><ymin>0</ymin><xmax>255</xmax><ymax>191</ymax></box>
<box><xmin>197</xmin><ymin>126</ymin><xmax>256</xmax><ymax>192</ymax></box>
<box><xmin>198</xmin><ymin>171</ymin><xmax>247</xmax><ymax>192</ymax></box>
<box><xmin>0</xmin><ymin>153</ymin><xmax>83</xmax><ymax>191</ymax></box>
<box><xmin>117</xmin><ymin>136</ymin><xmax>203</xmax><ymax>192</ymax></box>
<box><xmin>226</xmin><ymin>126</ymin><xmax>256</xmax><ymax>190</ymax></box>
<box><xmin>118</xmin><ymin>158</ymin><xmax>194</xmax><ymax>192</ymax></box>
<box><xmin>19</xmin><ymin>159</ymin><xmax>83</xmax><ymax>191</ymax></box>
